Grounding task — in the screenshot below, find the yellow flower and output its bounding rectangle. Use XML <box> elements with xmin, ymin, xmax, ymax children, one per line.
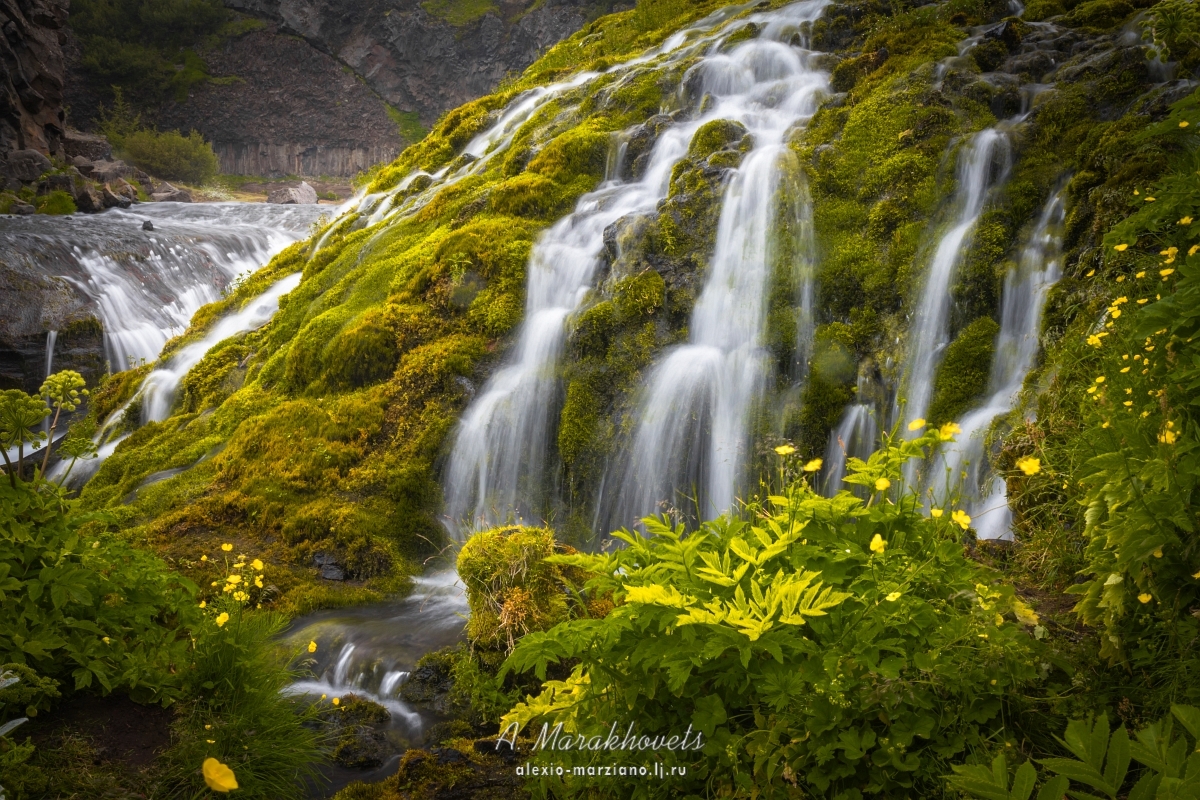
<box><xmin>1015</xmin><ymin>456</ymin><xmax>1040</xmax><ymax>476</ymax></box>
<box><xmin>1121</xmin><ymin>366</ymin><xmax>1131</xmax><ymax>372</ymax></box>
<box><xmin>200</xmin><ymin>555</ymin><xmax>208</xmax><ymax>561</ymax></box>
<box><xmin>1146</xmin><ymin>197</ymin><xmax>1156</xmax><ymax>202</ymax></box>
<box><xmin>874</xmin><ymin>477</ymin><xmax>891</xmax><ymax>492</ymax></box>
<box><xmin>995</xmin><ymin>614</ymin><xmax>1004</xmax><ymax>626</ymax></box>
<box><xmin>226</xmin><ymin>574</ymin><xmax>242</xmax><ymax>585</ymax></box>
<box><xmin>221</xmin><ymin>543</ymin><xmax>233</xmax><ymax>552</ymax></box>
<box><xmin>774</xmin><ymin>444</ymin><xmax>795</xmax><ymax>455</ymax></box>
<box><xmin>205</xmin><ymin>724</ymin><xmax>212</xmax><ymax>730</ymax></box>
<box><xmin>1152</xmin><ymin>547</ymin><xmax>1163</xmax><ymax>558</ymax></box>
<box><xmin>1159</xmin><ymin>429</ymin><xmax>1178</xmax><ymax>444</ymax></box>
<box><xmin>1116</xmin><ymin>276</ymin><xmax>1126</xmax><ymax>282</ymax></box>
<box><xmin>885</xmin><ymin>591</ymin><xmax>901</xmax><ymax>602</ymax></box>
<box><xmin>1124</xmin><ymin>401</ymin><xmax>1133</xmax><ymax>407</ymax></box>
<box><xmin>321</xmin><ymin>694</ymin><xmax>327</xmax><ymax>700</ymax></box>
<box><xmin>308</xmin><ymin>640</ymin><xmax>318</xmax><ymax>653</ymax></box>
<box><xmin>332</xmin><ymin>697</ymin><xmax>341</xmax><ymax>706</ymax></box>
<box><xmin>199</xmin><ymin>601</ymin><xmax>206</xmax><ymax>608</ymax></box>
<box><xmin>951</xmin><ymin>509</ymin><xmax>971</xmax><ymax>530</ymax></box>
<box><xmin>215</xmin><ymin>612</ymin><xmax>230</xmax><ymax>627</ymax></box>
<box><xmin>1190</xmin><ymin>244</ymin><xmax>1200</xmax><ymax>257</ymax></box>
<box><xmin>1087</xmin><ymin>386</ymin><xmax>1098</xmax><ymax>394</ymax></box>
<box><xmin>251</xmin><ymin>559</ymin><xmax>264</xmax><ymax>571</ymax></box>
<box><xmin>803</xmin><ymin>458</ymin><xmax>823</xmax><ymax>472</ymax></box>
<box><xmin>1138</xmin><ymin>593</ymin><xmax>1152</xmax><ymax>604</ymax></box>
<box><xmin>254</xmin><ymin>576</ymin><xmax>263</xmax><ymax>588</ymax></box>
<box><xmin>1182</xmin><ymin>120</ymin><xmax>1191</xmax><ymax>128</ymax></box>
<box><xmin>207</xmin><ymin>739</ymin><xmax>216</xmax><ymax>744</ymax></box>
<box><xmin>1113</xmin><ymin>243</ymin><xmax>1129</xmax><ymax>251</ymax></box>
<box><xmin>930</xmin><ymin>508</ymin><xmax>944</xmax><ymax>518</ymax></box>
<box><xmin>1180</xmin><ymin>216</ymin><xmax>1194</xmax><ymax>225</ymax></box>
<box><xmin>869</xmin><ymin>534</ymin><xmax>886</xmax><ymax>554</ymax></box>
<box><xmin>1161</xmin><ymin>268</ymin><xmax>1176</xmax><ymax>277</ymax></box>
<box><xmin>1136</xmin><ymin>271</ymin><xmax>1146</xmax><ymax>279</ymax></box>
<box><xmin>1111</xmin><ymin>309</ymin><xmax>1121</xmax><ymax>318</ymax></box>
<box><xmin>907</xmin><ymin>418</ymin><xmax>926</xmax><ymax>431</ymax></box>
<box><xmin>202</xmin><ymin>758</ymin><xmax>239</xmax><ymax>793</ymax></box>
<box><xmin>1095</xmin><ymin>376</ymin><xmax>1105</xmax><ymax>384</ymax></box>
<box><xmin>102</xmin><ymin>636</ymin><xmax>111</xmax><ymax>644</ymax></box>
<box><xmin>1086</xmin><ymin>269</ymin><xmax>1096</xmax><ymax>277</ymax></box>
<box><xmin>1193</xmin><ymin>570</ymin><xmax>1200</xmax><ymax>579</ymax></box>
<box><xmin>939</xmin><ymin>421</ymin><xmax>962</xmax><ymax>440</ymax></box>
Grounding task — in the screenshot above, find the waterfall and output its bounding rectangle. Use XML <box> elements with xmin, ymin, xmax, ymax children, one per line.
<box><xmin>610</xmin><ymin>5</ymin><xmax>830</xmax><ymax>528</ymax></box>
<box><xmin>1</xmin><ymin>203</ymin><xmax>324</xmax><ymax>372</ymax></box>
<box><xmin>442</xmin><ymin>1</ymin><xmax>828</xmax><ymax>534</ymax></box>
<box><xmin>443</xmin><ymin>108</ymin><xmax>696</xmax><ymax>531</ymax></box>
<box><xmin>822</xmin><ymin>372</ymin><xmax>882</xmax><ymax>496</ymax></box>
<box><xmin>930</xmin><ymin>189</ymin><xmax>1065</xmax><ymax>539</ymax></box>
<box><xmin>898</xmin><ymin>128</ymin><xmax>1012</xmax><ymax>488</ymax></box>
<box><xmin>44</xmin><ymin>330</ymin><xmax>57</xmax><ymax>378</ymax></box>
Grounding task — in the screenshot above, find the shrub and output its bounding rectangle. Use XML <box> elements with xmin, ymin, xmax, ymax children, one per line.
<box><xmin>501</xmin><ymin>427</ymin><xmax>1045</xmax><ymax>799</ymax></box>
<box><xmin>119</xmin><ymin>128</ymin><xmax>219</xmax><ymax>184</ymax></box>
<box><xmin>35</xmin><ymin>190</ymin><xmax>76</xmax><ymax>215</ymax></box>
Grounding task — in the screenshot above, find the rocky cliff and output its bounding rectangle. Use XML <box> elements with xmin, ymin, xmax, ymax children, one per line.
<box><xmin>152</xmin><ymin>23</ymin><xmax>404</xmax><ymax>178</ymax></box>
<box><xmin>222</xmin><ymin>0</ymin><xmax>618</xmax><ymax>127</ymax></box>
<box><xmin>0</xmin><ymin>0</ymin><xmax>68</xmax><ymax>158</ymax></box>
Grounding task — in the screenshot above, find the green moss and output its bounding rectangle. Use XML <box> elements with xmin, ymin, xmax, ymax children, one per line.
<box><xmin>926</xmin><ymin>316</ymin><xmax>1000</xmax><ymax>424</ymax></box>
<box><xmin>35</xmin><ymin>190</ymin><xmax>76</xmax><ymax>215</ymax></box>
<box><xmin>687</xmin><ymin>119</ymin><xmax>750</xmax><ymax>160</ymax></box>
<box><xmin>324</xmin><ymin>311</ymin><xmax>399</xmax><ymax>390</ymax></box>
<box><xmin>457</xmin><ymin>526</ymin><xmax>575</xmax><ymax>650</ymax></box>
<box><xmin>419</xmin><ymin>0</ymin><xmax>497</xmax><ymax>26</ymax></box>
<box><xmin>793</xmin><ymin>325</ymin><xmax>858</xmax><ymax>458</ymax></box>
<box><xmin>1060</xmin><ymin>0</ymin><xmax>1136</xmax><ymax>29</ymax></box>
<box><xmin>558</xmin><ymin>380</ymin><xmax>601</xmax><ymax>470</ymax></box>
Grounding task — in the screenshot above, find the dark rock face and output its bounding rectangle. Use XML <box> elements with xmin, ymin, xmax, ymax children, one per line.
<box><xmin>147</xmin><ymin>24</ymin><xmax>405</xmax><ymax>178</ymax></box>
<box><xmin>222</xmin><ymin>0</ymin><xmax>611</xmax><ymax>127</ymax></box>
<box><xmin>0</xmin><ymin>259</ymin><xmax>105</xmax><ymax>394</ymax></box>
<box><xmin>0</xmin><ymin>0</ymin><xmax>69</xmax><ymax>159</ymax></box>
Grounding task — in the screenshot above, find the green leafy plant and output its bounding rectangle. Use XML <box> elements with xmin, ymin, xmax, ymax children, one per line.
<box><xmin>37</xmin><ymin>370</ymin><xmax>88</xmax><ymax>476</ymax></box>
<box><xmin>500</xmin><ymin>426</ymin><xmax>1045</xmax><ymax>799</ymax></box>
<box><xmin>0</xmin><ymin>391</ymin><xmax>48</xmax><ymax>485</ymax></box>
<box><xmin>948</xmin><ymin>706</ymin><xmax>1200</xmax><ymax>800</ymax></box>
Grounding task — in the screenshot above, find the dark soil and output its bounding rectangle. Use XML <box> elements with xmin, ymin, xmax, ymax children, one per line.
<box><xmin>23</xmin><ymin>693</ymin><xmax>174</xmax><ymax>768</ymax></box>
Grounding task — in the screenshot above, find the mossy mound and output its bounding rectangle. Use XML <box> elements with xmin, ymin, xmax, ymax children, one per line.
<box><xmin>927</xmin><ymin>316</ymin><xmax>1001</xmax><ymax>424</ymax></box>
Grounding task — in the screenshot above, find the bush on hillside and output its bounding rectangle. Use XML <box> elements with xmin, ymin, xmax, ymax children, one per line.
<box><xmin>119</xmin><ymin>129</ymin><xmax>219</xmax><ymax>185</ymax></box>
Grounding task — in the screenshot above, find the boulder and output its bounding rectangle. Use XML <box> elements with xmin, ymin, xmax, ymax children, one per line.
<box><xmin>267</xmin><ymin>181</ymin><xmax>318</xmax><ymax>204</ymax></box>
<box><xmin>112</xmin><ymin>178</ymin><xmax>138</xmax><ymax>201</ymax></box>
<box><xmin>62</xmin><ymin>130</ymin><xmax>112</xmax><ymax>161</ymax></box>
<box><xmin>101</xmin><ymin>184</ymin><xmax>131</xmax><ymax>209</ymax></box>
<box><xmin>11</xmin><ymin>202</ymin><xmax>35</xmax><ymax>215</ymax></box>
<box><xmin>142</xmin><ymin>220</ymin><xmax>154</xmax><ymax>231</ymax></box>
<box><xmin>313</xmin><ymin>552</ymin><xmax>345</xmax><ymax>581</ymax></box>
<box><xmin>4</xmin><ymin>150</ymin><xmax>52</xmax><ymax>182</ymax></box>
<box><xmin>90</xmin><ymin>159</ymin><xmax>133</xmax><ymax>184</ymax></box>
<box><xmin>71</xmin><ymin>155</ymin><xmax>95</xmax><ymax>175</ymax></box>
<box><xmin>38</xmin><ymin>172</ymin><xmax>76</xmax><ymax>195</ymax></box>
<box><xmin>72</xmin><ymin>185</ymin><xmax>103</xmax><ymax>214</ymax></box>
<box><xmin>150</xmin><ymin>183</ymin><xmax>193</xmax><ymax>203</ymax></box>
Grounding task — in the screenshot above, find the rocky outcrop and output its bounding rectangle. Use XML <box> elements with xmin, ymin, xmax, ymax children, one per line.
<box><xmin>147</xmin><ymin>24</ymin><xmax>405</xmax><ymax>178</ymax></box>
<box><xmin>0</xmin><ymin>0</ymin><xmax>69</xmax><ymax>161</ymax></box>
<box><xmin>221</xmin><ymin>0</ymin><xmax>614</xmax><ymax>126</ymax></box>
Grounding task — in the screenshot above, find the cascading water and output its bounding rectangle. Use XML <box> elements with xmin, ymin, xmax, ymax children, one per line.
<box><xmin>929</xmin><ymin>189</ymin><xmax>1065</xmax><ymax>539</ymax></box>
<box><xmin>822</xmin><ymin>372</ymin><xmax>882</xmax><ymax>496</ymax></box>
<box><xmin>442</xmin><ymin>2</ymin><xmax>819</xmax><ymax>533</ymax></box>
<box><xmin>1</xmin><ymin>203</ymin><xmax>325</xmax><ymax>371</ymax></box>
<box><xmin>897</xmin><ymin>127</ymin><xmax>1013</xmax><ymax>487</ymax></box>
<box><xmin>609</xmin><ymin>4</ymin><xmax>830</xmax><ymax>528</ymax></box>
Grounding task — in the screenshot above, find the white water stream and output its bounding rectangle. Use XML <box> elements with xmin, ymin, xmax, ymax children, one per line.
<box><xmin>929</xmin><ymin>189</ymin><xmax>1065</xmax><ymax>539</ymax></box>
<box><xmin>611</xmin><ymin>4</ymin><xmax>829</xmax><ymax>527</ymax></box>
<box><xmin>442</xmin><ymin>1</ymin><xmax>829</xmax><ymax>532</ymax></box>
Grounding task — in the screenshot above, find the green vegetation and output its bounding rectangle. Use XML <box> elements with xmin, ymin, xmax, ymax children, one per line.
<box><xmin>0</xmin><ymin>377</ymin><xmax>323</xmax><ymax>798</ymax></box>
<box><xmin>927</xmin><ymin>316</ymin><xmax>1000</xmax><ymax>425</ymax></box>
<box><xmin>420</xmin><ymin>0</ymin><xmax>499</xmax><ymax>27</ymax></box>
<box><xmin>71</xmin><ymin>0</ymin><xmax>230</xmax><ymax>104</ymax></box>
<box><xmin>387</xmin><ymin>106</ymin><xmax>429</xmax><ymax>144</ymax></box>
<box><xmin>97</xmin><ymin>89</ymin><xmax>220</xmax><ymax>184</ymax></box>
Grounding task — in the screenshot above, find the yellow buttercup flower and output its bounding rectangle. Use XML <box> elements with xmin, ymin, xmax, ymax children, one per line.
<box><xmin>951</xmin><ymin>509</ymin><xmax>971</xmax><ymax>530</ymax></box>
<box><xmin>774</xmin><ymin>444</ymin><xmax>796</xmax><ymax>455</ymax></box>
<box><xmin>200</xmin><ymin>555</ymin><xmax>208</xmax><ymax>561</ymax></box>
<box><xmin>1193</xmin><ymin>570</ymin><xmax>1200</xmax><ymax>579</ymax></box>
<box><xmin>1137</xmin><ymin>593</ymin><xmax>1152</xmax><ymax>604</ymax></box>
<box><xmin>875</xmin><ymin>477</ymin><xmax>891</xmax><ymax>491</ymax></box>
<box><xmin>308</xmin><ymin>640</ymin><xmax>318</xmax><ymax>653</ymax></box>
<box><xmin>221</xmin><ymin>543</ymin><xmax>233</xmax><ymax>552</ymax></box>
<box><xmin>332</xmin><ymin>697</ymin><xmax>341</xmax><ymax>706</ymax></box>
<box><xmin>1161</xmin><ymin>268</ymin><xmax>1176</xmax><ymax>277</ymax></box>
<box><xmin>1152</xmin><ymin>547</ymin><xmax>1163</xmax><ymax>558</ymax></box>
<box><xmin>939</xmin><ymin>422</ymin><xmax>962</xmax><ymax>440</ymax></box>
<box><xmin>1095</xmin><ymin>376</ymin><xmax>1105</xmax><ymax>384</ymax></box>
<box><xmin>202</xmin><ymin>758</ymin><xmax>239</xmax><ymax>793</ymax></box>
<box><xmin>885</xmin><ymin>591</ymin><xmax>901</xmax><ymax>602</ymax></box>
<box><xmin>1181</xmin><ymin>120</ymin><xmax>1191</xmax><ymax>128</ymax></box>
<box><xmin>1113</xmin><ymin>243</ymin><xmax>1129</xmax><ymax>251</ymax></box>
<box><xmin>1015</xmin><ymin>456</ymin><xmax>1040</xmax><ymax>476</ymax></box>
<box><xmin>215</xmin><ymin>612</ymin><xmax>230</xmax><ymax>627</ymax></box>
<box><xmin>1190</xmin><ymin>244</ymin><xmax>1200</xmax><ymax>257</ymax></box>
<box><xmin>869</xmin><ymin>534</ymin><xmax>886</xmax><ymax>554</ymax></box>
<box><xmin>907</xmin><ymin>418</ymin><xmax>926</xmax><ymax>431</ymax></box>
<box><xmin>1180</xmin><ymin>216</ymin><xmax>1193</xmax><ymax>225</ymax></box>
<box><xmin>251</xmin><ymin>559</ymin><xmax>264</xmax><ymax>571</ymax></box>
<box><xmin>199</xmin><ymin>601</ymin><xmax>206</xmax><ymax>608</ymax></box>
<box><xmin>930</xmin><ymin>508</ymin><xmax>944</xmax><ymax>518</ymax></box>
<box><xmin>803</xmin><ymin>458</ymin><xmax>823</xmax><ymax>472</ymax></box>
<box><xmin>226</xmin><ymin>574</ymin><xmax>242</xmax><ymax>585</ymax></box>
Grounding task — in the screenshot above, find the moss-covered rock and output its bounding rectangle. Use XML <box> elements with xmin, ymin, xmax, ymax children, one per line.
<box><xmin>927</xmin><ymin>316</ymin><xmax>1000</xmax><ymax>424</ymax></box>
